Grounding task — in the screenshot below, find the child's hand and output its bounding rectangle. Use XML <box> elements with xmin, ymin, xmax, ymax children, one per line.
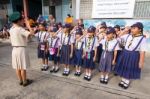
<box><xmin>45</xmin><ymin>49</ymin><xmax>48</xmax><ymax>53</ymax></box>
<box><xmin>93</xmin><ymin>56</ymin><xmax>96</xmax><ymax>62</ymax></box>
<box><xmin>112</xmin><ymin>60</ymin><xmax>116</xmax><ymax>65</ymax></box>
<box><xmin>57</xmin><ymin>53</ymin><xmax>59</xmax><ymax>57</ymax></box>
<box><xmin>82</xmin><ymin>54</ymin><xmax>85</xmax><ymax>59</ymax></box>
<box><xmin>139</xmin><ymin>62</ymin><xmax>144</xmax><ymax>69</ymax></box>
<box><xmin>83</xmin><ymin>30</ymin><xmax>87</xmax><ymax>35</ymax></box>
<box><xmin>70</xmin><ymin>53</ymin><xmax>73</xmax><ymax>58</ymax></box>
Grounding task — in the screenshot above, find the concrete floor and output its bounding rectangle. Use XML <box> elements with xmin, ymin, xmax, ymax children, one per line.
<box><xmin>0</xmin><ymin>39</ymin><xmax>150</xmax><ymax>99</ymax></box>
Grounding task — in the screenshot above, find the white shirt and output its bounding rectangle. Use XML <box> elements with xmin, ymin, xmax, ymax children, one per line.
<box><xmin>61</xmin><ymin>33</ymin><xmax>75</xmax><ymax>45</ymax></box>
<box><xmin>57</xmin><ymin>31</ymin><xmax>63</xmax><ymax>39</ymax></box>
<box><xmin>75</xmin><ymin>39</ymin><xmax>84</xmax><ymax>50</ymax></box>
<box><xmin>125</xmin><ymin>35</ymin><xmax>147</xmax><ymax>51</ymax></box>
<box><xmin>35</xmin><ymin>31</ymin><xmax>49</xmax><ymax>43</ymax></box>
<box><xmin>117</xmin><ymin>34</ymin><xmax>130</xmax><ymax>44</ymax></box>
<box><xmin>100</xmin><ymin>38</ymin><xmax>120</xmax><ymax>51</ymax></box>
<box><xmin>83</xmin><ymin>36</ymin><xmax>99</xmax><ymax>52</ymax></box>
<box><xmin>47</xmin><ymin>36</ymin><xmax>60</xmax><ymax>48</ymax></box>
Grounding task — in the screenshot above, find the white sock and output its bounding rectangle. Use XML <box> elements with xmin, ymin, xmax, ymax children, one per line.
<box><xmin>45</xmin><ymin>64</ymin><xmax>48</xmax><ymax>67</ymax></box>
<box><xmin>66</xmin><ymin>68</ymin><xmax>70</xmax><ymax>72</ymax></box>
<box><xmin>55</xmin><ymin>66</ymin><xmax>58</xmax><ymax>70</ymax></box>
<box><xmin>78</xmin><ymin>68</ymin><xmax>81</xmax><ymax>72</ymax></box>
<box><xmin>122</xmin><ymin>78</ymin><xmax>126</xmax><ymax>82</ymax></box>
<box><xmin>124</xmin><ymin>79</ymin><xmax>130</xmax><ymax>84</ymax></box>
<box><xmin>105</xmin><ymin>75</ymin><xmax>109</xmax><ymax>79</ymax></box>
<box><xmin>43</xmin><ymin>64</ymin><xmax>45</xmax><ymax>67</ymax></box>
<box><xmin>101</xmin><ymin>75</ymin><xmax>104</xmax><ymax>79</ymax></box>
<box><xmin>52</xmin><ymin>66</ymin><xmax>55</xmax><ymax>69</ymax></box>
<box><xmin>88</xmin><ymin>73</ymin><xmax>91</xmax><ymax>76</ymax></box>
<box><xmin>86</xmin><ymin>72</ymin><xmax>88</xmax><ymax>76</ymax></box>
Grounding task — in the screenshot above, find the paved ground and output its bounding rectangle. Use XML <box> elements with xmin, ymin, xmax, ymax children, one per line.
<box><xmin>0</xmin><ymin>39</ymin><xmax>150</xmax><ymax>99</ymax></box>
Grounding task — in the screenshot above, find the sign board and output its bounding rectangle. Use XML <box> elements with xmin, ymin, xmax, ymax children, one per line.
<box><xmin>92</xmin><ymin>0</ymin><xmax>136</xmax><ymax>18</ymax></box>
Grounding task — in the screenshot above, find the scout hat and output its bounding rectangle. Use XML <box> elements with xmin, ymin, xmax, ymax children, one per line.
<box><xmin>75</xmin><ymin>28</ymin><xmax>83</xmax><ymax>35</ymax></box>
<box><xmin>87</xmin><ymin>26</ymin><xmax>96</xmax><ymax>33</ymax></box>
<box><xmin>114</xmin><ymin>25</ymin><xmax>120</xmax><ymax>30</ymax></box>
<box><xmin>131</xmin><ymin>22</ymin><xmax>143</xmax><ymax>30</ymax></box>
<box><xmin>9</xmin><ymin>12</ymin><xmax>22</xmax><ymax>22</ymax></box>
<box><xmin>106</xmin><ymin>27</ymin><xmax>116</xmax><ymax>35</ymax></box>
<box><xmin>100</xmin><ymin>22</ymin><xmax>107</xmax><ymax>28</ymax></box>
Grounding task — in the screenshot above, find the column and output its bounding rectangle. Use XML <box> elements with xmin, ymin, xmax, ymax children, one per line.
<box><xmin>76</xmin><ymin>0</ymin><xmax>80</xmax><ymax>19</ymax></box>
<box><xmin>23</xmin><ymin>0</ymin><xmax>29</xmax><ymax>18</ymax></box>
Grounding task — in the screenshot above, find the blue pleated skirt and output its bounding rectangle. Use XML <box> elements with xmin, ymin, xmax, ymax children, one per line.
<box><xmin>83</xmin><ymin>51</ymin><xmax>95</xmax><ymax>69</ymax></box>
<box><xmin>114</xmin><ymin>49</ymin><xmax>141</xmax><ymax>79</ymax></box>
<box><xmin>74</xmin><ymin>49</ymin><xmax>83</xmax><ymax>66</ymax></box>
<box><xmin>99</xmin><ymin>51</ymin><xmax>114</xmax><ymax>72</ymax></box>
<box><xmin>60</xmin><ymin>45</ymin><xmax>71</xmax><ymax>65</ymax></box>
<box><xmin>37</xmin><ymin>43</ymin><xmax>49</xmax><ymax>59</ymax></box>
<box><xmin>96</xmin><ymin>44</ymin><xmax>103</xmax><ymax>63</ymax></box>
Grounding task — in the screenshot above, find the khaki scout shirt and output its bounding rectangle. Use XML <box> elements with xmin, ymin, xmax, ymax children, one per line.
<box><xmin>9</xmin><ymin>26</ymin><xmax>30</xmax><ymax>47</ymax></box>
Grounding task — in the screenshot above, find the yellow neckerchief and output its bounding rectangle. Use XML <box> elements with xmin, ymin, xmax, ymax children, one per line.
<box><xmin>86</xmin><ymin>36</ymin><xmax>94</xmax><ymax>49</ymax></box>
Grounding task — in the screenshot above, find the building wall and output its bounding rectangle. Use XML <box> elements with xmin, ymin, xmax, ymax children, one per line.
<box><xmin>80</xmin><ymin>0</ymin><xmax>92</xmax><ymax>19</ymax></box>
<box><xmin>42</xmin><ymin>0</ymin><xmax>72</xmax><ymax>23</ymax></box>
<box><xmin>80</xmin><ymin>0</ymin><xmax>150</xmax><ymax>19</ymax></box>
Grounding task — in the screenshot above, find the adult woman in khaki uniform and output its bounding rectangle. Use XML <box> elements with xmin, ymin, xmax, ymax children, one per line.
<box><xmin>9</xmin><ymin>12</ymin><xmax>34</xmax><ymax>87</ymax></box>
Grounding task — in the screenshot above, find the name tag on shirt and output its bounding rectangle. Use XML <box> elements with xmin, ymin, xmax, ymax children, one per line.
<box><xmin>40</xmin><ymin>44</ymin><xmax>45</xmax><ymax>50</ymax></box>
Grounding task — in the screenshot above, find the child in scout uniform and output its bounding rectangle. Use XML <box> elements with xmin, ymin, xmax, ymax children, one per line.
<box><xmin>113</xmin><ymin>26</ymin><xmax>131</xmax><ymax>76</ymax></box>
<box><xmin>99</xmin><ymin>27</ymin><xmax>119</xmax><ymax>84</ymax></box>
<box><xmin>60</xmin><ymin>24</ymin><xmax>74</xmax><ymax>76</ymax></box>
<box><xmin>47</xmin><ymin>27</ymin><xmax>60</xmax><ymax>73</ymax></box>
<box><xmin>9</xmin><ymin>12</ymin><xmax>34</xmax><ymax>86</ymax></box>
<box><xmin>114</xmin><ymin>25</ymin><xmax>121</xmax><ymax>37</ymax></box>
<box><xmin>83</xmin><ymin>26</ymin><xmax>98</xmax><ymax>81</ymax></box>
<box><xmin>96</xmin><ymin>22</ymin><xmax>107</xmax><ymax>63</ymax></box>
<box><xmin>35</xmin><ymin>23</ymin><xmax>50</xmax><ymax>71</ymax></box>
<box><xmin>114</xmin><ymin>22</ymin><xmax>147</xmax><ymax>89</ymax></box>
<box><xmin>73</xmin><ymin>28</ymin><xmax>84</xmax><ymax>76</ymax></box>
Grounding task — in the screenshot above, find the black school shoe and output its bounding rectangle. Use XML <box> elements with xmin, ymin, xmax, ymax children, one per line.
<box><xmin>54</xmin><ymin>68</ymin><xmax>59</xmax><ymax>73</ymax></box>
<box><xmin>22</xmin><ymin>79</ymin><xmax>33</xmax><ymax>87</ymax></box>
<box><xmin>41</xmin><ymin>66</ymin><xmax>49</xmax><ymax>71</ymax></box>
<box><xmin>114</xmin><ymin>73</ymin><xmax>118</xmax><ymax>76</ymax></box>
<box><xmin>84</xmin><ymin>75</ymin><xmax>88</xmax><ymax>80</ymax></box>
<box><xmin>87</xmin><ymin>76</ymin><xmax>92</xmax><ymax>81</ymax></box>
<box><xmin>103</xmin><ymin>79</ymin><xmax>109</xmax><ymax>84</ymax></box>
<box><xmin>100</xmin><ymin>78</ymin><xmax>104</xmax><ymax>84</ymax></box>
<box><xmin>74</xmin><ymin>72</ymin><xmax>78</xmax><ymax>76</ymax></box>
<box><xmin>43</xmin><ymin>66</ymin><xmax>49</xmax><ymax>71</ymax></box>
<box><xmin>62</xmin><ymin>71</ymin><xmax>70</xmax><ymax>76</ymax></box>
<box><xmin>122</xmin><ymin>83</ymin><xmax>130</xmax><ymax>89</ymax></box>
<box><xmin>77</xmin><ymin>72</ymin><xmax>82</xmax><ymax>76</ymax></box>
<box><xmin>62</xmin><ymin>71</ymin><xmax>67</xmax><ymax>76</ymax></box>
<box><xmin>50</xmin><ymin>68</ymin><xmax>55</xmax><ymax>73</ymax></box>
<box><xmin>65</xmin><ymin>71</ymin><xmax>70</xmax><ymax>76</ymax></box>
<box><xmin>41</xmin><ymin>67</ymin><xmax>45</xmax><ymax>71</ymax></box>
<box><xmin>118</xmin><ymin>81</ymin><xmax>124</xmax><ymax>87</ymax></box>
